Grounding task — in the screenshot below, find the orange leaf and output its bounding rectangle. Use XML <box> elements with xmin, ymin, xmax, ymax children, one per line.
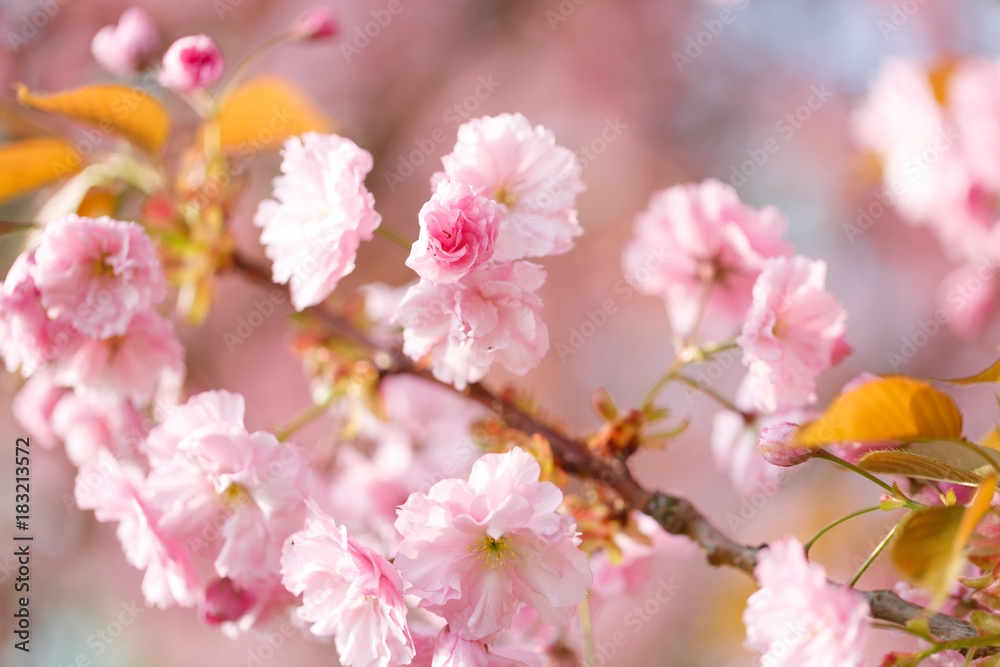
<box><xmin>0</xmin><ymin>137</ymin><xmax>83</xmax><ymax>203</ymax></box>
<box><xmin>216</xmin><ymin>77</ymin><xmax>332</xmax><ymax>154</ymax></box>
<box><xmin>16</xmin><ymin>83</ymin><xmax>170</xmax><ymax>153</ymax></box>
<box><xmin>941</xmin><ymin>358</ymin><xmax>1000</xmax><ymax>384</ymax></box>
<box><xmin>795</xmin><ymin>375</ymin><xmax>963</xmax><ymax>447</ymax></box>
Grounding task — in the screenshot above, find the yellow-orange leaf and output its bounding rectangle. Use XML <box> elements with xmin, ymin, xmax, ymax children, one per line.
<box><xmin>892</xmin><ymin>476</ymin><xmax>996</xmax><ymax>608</ymax></box>
<box><xmin>942</xmin><ymin>358</ymin><xmax>1000</xmax><ymax>384</ymax></box>
<box><xmin>795</xmin><ymin>376</ymin><xmax>963</xmax><ymax>447</ymax></box>
<box><xmin>857</xmin><ymin>450</ymin><xmax>983</xmax><ymax>486</ymax></box>
<box><xmin>217</xmin><ymin>77</ymin><xmax>332</xmax><ymax>153</ymax></box>
<box><xmin>16</xmin><ymin>84</ymin><xmax>170</xmax><ymax>153</ymax></box>
<box><xmin>0</xmin><ymin>137</ymin><xmax>83</xmax><ymax>203</ymax></box>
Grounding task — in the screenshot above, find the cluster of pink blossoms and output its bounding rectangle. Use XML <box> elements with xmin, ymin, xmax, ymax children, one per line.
<box><xmin>0</xmin><ymin>215</ymin><xmax>183</xmax><ymax>465</ymax></box>
<box><xmin>622</xmin><ymin>180</ymin><xmax>849</xmax><ymax>489</ymax></box>
<box><xmin>394</xmin><ymin>113</ymin><xmax>584</xmax><ymax>389</ymax></box>
<box><xmin>854</xmin><ymin>57</ymin><xmax>1000</xmax><ymax>336</ymax></box>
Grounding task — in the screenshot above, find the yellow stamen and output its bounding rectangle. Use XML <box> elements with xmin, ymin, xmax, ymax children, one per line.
<box><xmin>469</xmin><ymin>535</ymin><xmax>515</xmax><ymax>570</ymax></box>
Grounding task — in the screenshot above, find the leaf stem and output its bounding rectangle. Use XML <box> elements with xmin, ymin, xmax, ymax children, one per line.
<box><xmin>374</xmin><ymin>226</ymin><xmax>414</xmax><ymax>249</ymax></box>
<box><xmin>814</xmin><ymin>450</ymin><xmax>897</xmax><ymax>495</ymax></box>
<box><xmin>579</xmin><ymin>595</ymin><xmax>596</xmax><ymax>667</ymax></box>
<box><xmin>275</xmin><ymin>392</ymin><xmax>335</xmax><ymax>442</ymax></box>
<box><xmin>849</xmin><ymin>521</ymin><xmax>901</xmax><ymax>587</ymax></box>
<box><xmin>803</xmin><ymin>505</ymin><xmax>881</xmax><ymax>556</ymax></box>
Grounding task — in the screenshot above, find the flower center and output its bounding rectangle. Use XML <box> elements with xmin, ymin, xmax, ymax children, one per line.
<box><xmin>469</xmin><ymin>535</ymin><xmax>515</xmax><ymax>570</ymax></box>
<box><xmin>494</xmin><ymin>185</ymin><xmax>518</xmax><ymax>208</ymax></box>
<box><xmin>220</xmin><ymin>482</ymin><xmax>250</xmax><ymax>512</ymax></box>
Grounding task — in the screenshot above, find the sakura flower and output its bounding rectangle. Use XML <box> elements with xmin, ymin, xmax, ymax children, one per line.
<box><xmin>52</xmin><ymin>393</ymin><xmax>147</xmax><ymax>466</ymax></box>
<box><xmin>757</xmin><ymin>422</ymin><xmax>813</xmax><ymax>468</ymax></box>
<box><xmin>406</xmin><ymin>178</ymin><xmax>500</xmax><ymax>284</ymax></box>
<box><xmin>436</xmin><ymin>113</ymin><xmax>584</xmax><ymax>261</ymax></box>
<box><xmin>738</xmin><ymin>256</ymin><xmax>850</xmax><ymax>413</ymax></box>
<box><xmin>0</xmin><ymin>251</ymin><xmax>74</xmax><ymax>375</ymax></box>
<box><xmin>710</xmin><ymin>375</ymin><xmax>814</xmax><ymax>496</ymax></box>
<box><xmin>91</xmin><ymin>7</ymin><xmax>161</xmax><ymax>75</ymax></box>
<box><xmin>621</xmin><ymin>180</ymin><xmax>792</xmax><ymax>339</ymax></box>
<box><xmin>431</xmin><ymin>627</ymin><xmax>539</xmax><ymax>667</ymax></box>
<box><xmin>11</xmin><ymin>369</ymin><xmax>65</xmax><ymax>449</ymax></box>
<box><xmin>393</xmin><ymin>262</ymin><xmax>548</xmax><ymax>390</ymax></box>
<box><xmin>255</xmin><ymin>132</ymin><xmax>382</xmax><ymax>311</ymax></box>
<box><xmin>290</xmin><ymin>6</ymin><xmax>339</xmax><ymax>41</ymax></box>
<box><xmin>743</xmin><ymin>536</ymin><xmax>869</xmax><ymax>667</ymax></box>
<box><xmin>142</xmin><ymin>391</ymin><xmax>309</xmax><ymax>585</ymax></box>
<box><xmin>52</xmin><ymin>309</ymin><xmax>184</xmax><ymax>408</ymax></box>
<box><xmin>75</xmin><ymin>451</ymin><xmax>202</xmax><ymax>608</ymax></box>
<box><xmin>394</xmin><ymin>447</ymin><xmax>592</xmax><ymax>642</ymax></box>
<box><xmin>159</xmin><ymin>35</ymin><xmax>224</xmax><ymax>93</ymax></box>
<box><xmin>31</xmin><ymin>215</ymin><xmax>166</xmax><ymax>339</ymax></box>
<box><xmin>281</xmin><ymin>506</ymin><xmax>414</xmax><ymax>667</ymax></box>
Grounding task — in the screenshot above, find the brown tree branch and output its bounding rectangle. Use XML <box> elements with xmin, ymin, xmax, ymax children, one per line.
<box><xmin>228</xmin><ymin>252</ymin><xmax>991</xmax><ymax>651</ymax></box>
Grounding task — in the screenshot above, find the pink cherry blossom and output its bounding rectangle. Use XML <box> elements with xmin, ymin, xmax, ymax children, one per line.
<box><xmin>757</xmin><ymin>422</ymin><xmax>812</xmax><ymax>467</ymax></box>
<box><xmin>393</xmin><ymin>262</ymin><xmax>548</xmax><ymax>390</ymax></box>
<box><xmin>435</xmin><ymin>113</ymin><xmax>584</xmax><ymax>261</ymax></box>
<box><xmin>75</xmin><ymin>451</ymin><xmax>202</xmax><ymax>608</ymax></box>
<box><xmin>51</xmin><ymin>309</ymin><xmax>184</xmax><ymax>408</ymax></box>
<box><xmin>91</xmin><ymin>7</ymin><xmax>161</xmax><ymax>75</ymax></box>
<box><xmin>142</xmin><ymin>391</ymin><xmax>309</xmax><ymax>585</ymax></box>
<box><xmin>406</xmin><ymin>178</ymin><xmax>501</xmax><ymax>284</ymax></box>
<box><xmin>281</xmin><ymin>506</ymin><xmax>414</xmax><ymax>667</ymax></box>
<box><xmin>199</xmin><ymin>577</ymin><xmax>255</xmax><ymax>626</ymax></box>
<box><xmin>290</xmin><ymin>6</ymin><xmax>339</xmax><ymax>41</ymax></box>
<box><xmin>12</xmin><ymin>370</ymin><xmax>65</xmax><ymax>449</ymax></box>
<box><xmin>621</xmin><ymin>179</ymin><xmax>792</xmax><ymax>339</ymax></box>
<box><xmin>0</xmin><ymin>251</ymin><xmax>74</xmax><ymax>375</ymax></box>
<box><xmin>254</xmin><ymin>132</ymin><xmax>382</xmax><ymax>311</ymax></box>
<box><xmin>159</xmin><ymin>35</ymin><xmax>224</xmax><ymax>93</ymax></box>
<box><xmin>52</xmin><ymin>393</ymin><xmax>147</xmax><ymax>466</ymax></box>
<box><xmin>710</xmin><ymin>375</ymin><xmax>814</xmax><ymax>496</ymax></box>
<box><xmin>31</xmin><ymin>215</ymin><xmax>166</xmax><ymax>339</ymax></box>
<box><xmin>738</xmin><ymin>256</ymin><xmax>849</xmax><ymax>413</ymax></box>
<box><xmin>394</xmin><ymin>447</ymin><xmax>592</xmax><ymax>642</ymax></box>
<box><xmin>744</xmin><ymin>536</ymin><xmax>869</xmax><ymax>666</ymax></box>
<box><xmin>431</xmin><ymin>627</ymin><xmax>539</xmax><ymax>667</ymax></box>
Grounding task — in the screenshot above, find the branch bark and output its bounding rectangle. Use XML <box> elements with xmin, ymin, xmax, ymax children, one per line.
<box><xmin>229</xmin><ymin>252</ymin><xmax>991</xmax><ymax>651</ymax></box>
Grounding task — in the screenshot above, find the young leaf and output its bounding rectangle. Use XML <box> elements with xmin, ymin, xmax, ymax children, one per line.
<box><xmin>795</xmin><ymin>376</ymin><xmax>963</xmax><ymax>447</ymax></box>
<box><xmin>216</xmin><ymin>77</ymin><xmax>332</xmax><ymax>153</ymax></box>
<box><xmin>857</xmin><ymin>450</ymin><xmax>983</xmax><ymax>486</ymax></box>
<box><xmin>940</xmin><ymin>358</ymin><xmax>1000</xmax><ymax>384</ymax></box>
<box><xmin>0</xmin><ymin>137</ymin><xmax>83</xmax><ymax>203</ymax></box>
<box><xmin>16</xmin><ymin>84</ymin><xmax>170</xmax><ymax>153</ymax></box>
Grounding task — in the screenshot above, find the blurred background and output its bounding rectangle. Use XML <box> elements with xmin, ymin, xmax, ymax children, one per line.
<box><xmin>3</xmin><ymin>0</ymin><xmax>1000</xmax><ymax>664</ymax></box>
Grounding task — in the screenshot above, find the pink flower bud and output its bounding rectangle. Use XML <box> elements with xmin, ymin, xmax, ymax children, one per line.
<box><xmin>290</xmin><ymin>6</ymin><xmax>339</xmax><ymax>41</ymax></box>
<box><xmin>757</xmin><ymin>422</ymin><xmax>812</xmax><ymax>467</ymax></box>
<box><xmin>159</xmin><ymin>35</ymin><xmax>224</xmax><ymax>94</ymax></box>
<box><xmin>91</xmin><ymin>7</ymin><xmax>161</xmax><ymax>75</ymax></box>
<box><xmin>198</xmin><ymin>578</ymin><xmax>254</xmax><ymax>625</ymax></box>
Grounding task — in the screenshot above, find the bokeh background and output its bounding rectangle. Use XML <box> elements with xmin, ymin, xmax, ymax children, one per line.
<box><xmin>3</xmin><ymin>0</ymin><xmax>1000</xmax><ymax>664</ymax></box>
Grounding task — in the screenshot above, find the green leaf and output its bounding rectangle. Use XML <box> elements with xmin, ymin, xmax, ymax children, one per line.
<box><xmin>796</xmin><ymin>376</ymin><xmax>963</xmax><ymax>447</ymax></box>
<box><xmin>857</xmin><ymin>450</ymin><xmax>983</xmax><ymax>486</ymax></box>
<box><xmin>0</xmin><ymin>137</ymin><xmax>83</xmax><ymax>203</ymax></box>
<box><xmin>16</xmin><ymin>83</ymin><xmax>170</xmax><ymax>153</ymax></box>
<box><xmin>971</xmin><ymin>610</ymin><xmax>1000</xmax><ymax>635</ymax></box>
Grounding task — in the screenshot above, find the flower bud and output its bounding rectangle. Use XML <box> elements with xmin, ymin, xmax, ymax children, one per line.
<box><xmin>198</xmin><ymin>577</ymin><xmax>253</xmax><ymax>625</ymax></box>
<box><xmin>290</xmin><ymin>6</ymin><xmax>339</xmax><ymax>41</ymax></box>
<box><xmin>159</xmin><ymin>35</ymin><xmax>224</xmax><ymax>94</ymax></box>
<box><xmin>91</xmin><ymin>7</ymin><xmax>161</xmax><ymax>75</ymax></box>
<box><xmin>757</xmin><ymin>422</ymin><xmax>813</xmax><ymax>467</ymax></box>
